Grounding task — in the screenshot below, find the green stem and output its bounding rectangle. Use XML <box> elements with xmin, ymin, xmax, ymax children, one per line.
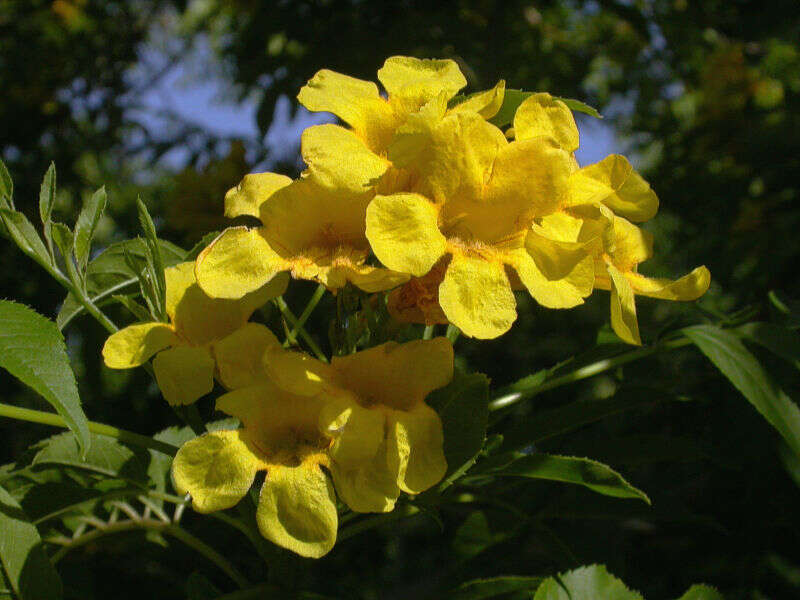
<box><xmin>285</xmin><ymin>284</ymin><xmax>326</xmax><ymax>346</ymax></box>
<box><xmin>445</xmin><ymin>324</ymin><xmax>461</xmax><ymax>344</ymax></box>
<box><xmin>422</xmin><ymin>325</ymin><xmax>435</xmax><ymax>340</ymax></box>
<box><xmin>50</xmin><ymin>518</ymin><xmax>249</xmax><ymax>588</ymax></box>
<box><xmin>274</xmin><ymin>296</ymin><xmax>328</xmax><ymax>362</ymax></box>
<box><xmin>488</xmin><ymin>336</ymin><xmax>692</xmax><ymax>412</ymax></box>
<box><xmin>0</xmin><ymin>402</ymin><xmax>178</xmax><ymax>456</ymax></box>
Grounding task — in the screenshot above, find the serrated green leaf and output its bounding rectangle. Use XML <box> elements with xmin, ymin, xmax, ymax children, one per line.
<box><xmin>735</xmin><ymin>321</ymin><xmax>800</xmax><ymax>368</ymax></box>
<box><xmin>427</xmin><ymin>371</ymin><xmax>490</xmax><ymax>487</ymax></box>
<box><xmin>556</xmin><ymin>96</ymin><xmax>603</xmax><ymax>118</ymax></box>
<box><xmin>0</xmin><ymin>301</ymin><xmax>90</xmax><ymax>456</ymax></box>
<box><xmin>50</xmin><ymin>222</ymin><xmax>73</xmax><ymax>261</ymax></box>
<box><xmin>0</xmin><ymin>159</ymin><xmax>12</xmax><ymax>206</ymax></box>
<box><xmin>0</xmin><ymin>482</ymin><xmax>63</xmax><ymax>600</ymax></box>
<box><xmin>676</xmin><ymin>584</ymin><xmax>724</xmax><ymax>600</ymax></box>
<box><xmin>534</xmin><ymin>565</ymin><xmax>642</xmax><ymax>600</ymax></box>
<box><xmin>683</xmin><ymin>324</ymin><xmax>800</xmax><ymax>456</ymax></box>
<box><xmin>38</xmin><ymin>163</ymin><xmax>56</xmax><ymax>225</ymax></box>
<box><xmin>32</xmin><ymin>431</ymin><xmax>149</xmax><ymax>484</ymax></box>
<box><xmin>0</xmin><ymin>208</ymin><xmax>51</xmax><ymax>266</ymax></box>
<box><xmin>488</xmin><ymin>89</ymin><xmax>533</xmax><ymax>128</ymax></box>
<box><xmin>449</xmin><ymin>575</ymin><xmax>544</xmax><ymax>600</ymax></box>
<box><xmin>136</xmin><ymin>197</ymin><xmax>166</xmax><ymax>319</ymax></box>
<box><xmin>74</xmin><ymin>186</ymin><xmax>108</xmax><ymax>271</ymax></box>
<box><xmin>57</xmin><ymin>238</ymin><xmax>185</xmax><ymax>329</ymax></box>
<box><xmin>487</xmin><ymin>453</ymin><xmax>650</xmax><ymax>504</ymax></box>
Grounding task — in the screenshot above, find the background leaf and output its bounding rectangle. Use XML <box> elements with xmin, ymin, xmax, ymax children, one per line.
<box><xmin>676</xmin><ymin>584</ymin><xmax>724</xmax><ymax>600</ymax></box>
<box><xmin>683</xmin><ymin>324</ymin><xmax>800</xmax><ymax>455</ymax></box>
<box><xmin>0</xmin><ymin>301</ymin><xmax>90</xmax><ymax>455</ymax></box>
<box><xmin>0</xmin><ymin>482</ymin><xmax>63</xmax><ymax>600</ymax></box>
<box><xmin>449</xmin><ymin>575</ymin><xmax>544</xmax><ymax>600</ymax></box>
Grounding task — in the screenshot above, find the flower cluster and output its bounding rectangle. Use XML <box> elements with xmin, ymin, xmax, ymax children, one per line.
<box><xmin>101</xmin><ymin>56</ymin><xmax>710</xmax><ymax>558</ymax></box>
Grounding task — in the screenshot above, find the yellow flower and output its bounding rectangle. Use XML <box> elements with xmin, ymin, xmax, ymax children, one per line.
<box><xmin>265</xmin><ymin>338</ymin><xmax>453</xmax><ymax>513</ymax></box>
<box><xmin>366</xmin><ymin>100</ymin><xmax>598</xmax><ymax>339</ymax></box>
<box><xmin>386</xmin><ymin>261</ymin><xmax>450</xmax><ymax>326</ymax></box>
<box><xmin>296</xmin><ymin>56</ymin><xmax>505</xmax><ymax>195</ymax></box>
<box><xmin>102</xmin><ymin>262</ymin><xmax>286</xmax><ymax>404</ymax></box>
<box><xmin>594</xmin><ymin>215</ymin><xmax>711</xmax><ymax>345</ymax></box>
<box><xmin>195</xmin><ymin>173</ymin><xmax>409</xmax><ymax>299</ymax></box>
<box><xmin>171</xmin><ymin>383</ymin><xmax>338</xmax><ymax>558</ymax></box>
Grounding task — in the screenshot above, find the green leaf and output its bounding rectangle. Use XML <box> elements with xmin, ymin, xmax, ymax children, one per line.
<box><xmin>488</xmin><ymin>89</ymin><xmax>533</xmax><ymax>128</ymax></box>
<box><xmin>676</xmin><ymin>584</ymin><xmax>724</xmax><ymax>600</ymax></box>
<box><xmin>427</xmin><ymin>371</ymin><xmax>490</xmax><ymax>487</ymax></box>
<box><xmin>499</xmin><ymin>387</ymin><xmax>665</xmax><ymax>452</ymax></box>
<box><xmin>57</xmin><ymin>238</ymin><xmax>185</xmax><ymax>329</ymax></box>
<box><xmin>555</xmin><ymin>96</ymin><xmax>603</xmax><ymax>118</ymax></box>
<box><xmin>735</xmin><ymin>321</ymin><xmax>800</xmax><ymax>368</ymax></box>
<box><xmin>683</xmin><ymin>324</ymin><xmax>800</xmax><ymax>455</ymax></box>
<box><xmin>534</xmin><ymin>565</ymin><xmax>642</xmax><ymax>600</ymax></box>
<box><xmin>50</xmin><ymin>222</ymin><xmax>74</xmax><ymax>261</ymax></box>
<box><xmin>487</xmin><ymin>453</ymin><xmax>650</xmax><ymax>504</ymax></box>
<box><xmin>0</xmin><ymin>482</ymin><xmax>63</xmax><ymax>600</ymax></box>
<box><xmin>0</xmin><ymin>301</ymin><xmax>90</xmax><ymax>456</ymax></box>
<box><xmin>449</xmin><ymin>575</ymin><xmax>544</xmax><ymax>600</ymax></box>
<box><xmin>111</xmin><ymin>294</ymin><xmax>153</xmax><ymax>323</ymax></box>
<box><xmin>0</xmin><ymin>159</ymin><xmax>12</xmax><ymax>205</ymax></box>
<box><xmin>136</xmin><ymin>197</ymin><xmax>167</xmax><ymax>319</ymax></box>
<box><xmin>0</xmin><ymin>208</ymin><xmax>51</xmax><ymax>266</ymax></box>
<box><xmin>74</xmin><ymin>186</ymin><xmax>108</xmax><ymax>271</ymax></box>
<box><xmin>38</xmin><ymin>163</ymin><xmax>56</xmax><ymax>225</ymax></box>
<box><xmin>32</xmin><ymin>431</ymin><xmax>149</xmax><ymax>484</ymax></box>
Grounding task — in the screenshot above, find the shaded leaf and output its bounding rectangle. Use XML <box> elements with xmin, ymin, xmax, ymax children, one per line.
<box><xmin>488</xmin><ymin>89</ymin><xmax>532</xmax><ymax>128</ymax></box>
<box><xmin>676</xmin><ymin>584</ymin><xmax>724</xmax><ymax>600</ymax></box>
<box><xmin>50</xmin><ymin>223</ymin><xmax>73</xmax><ymax>261</ymax></box>
<box><xmin>0</xmin><ymin>482</ymin><xmax>63</xmax><ymax>600</ymax></box>
<box><xmin>487</xmin><ymin>453</ymin><xmax>650</xmax><ymax>504</ymax></box>
<box><xmin>736</xmin><ymin>321</ymin><xmax>800</xmax><ymax>367</ymax></box>
<box><xmin>38</xmin><ymin>163</ymin><xmax>56</xmax><ymax>225</ymax></box>
<box><xmin>683</xmin><ymin>324</ymin><xmax>800</xmax><ymax>456</ymax></box>
<box><xmin>449</xmin><ymin>575</ymin><xmax>544</xmax><ymax>600</ymax></box>
<box><xmin>74</xmin><ymin>186</ymin><xmax>107</xmax><ymax>271</ymax></box>
<box><xmin>0</xmin><ymin>301</ymin><xmax>90</xmax><ymax>455</ymax></box>
<box><xmin>0</xmin><ymin>158</ymin><xmax>12</xmax><ymax>204</ymax></box>
<box><xmin>534</xmin><ymin>564</ymin><xmax>642</xmax><ymax>600</ymax></box>
<box><xmin>136</xmin><ymin>197</ymin><xmax>167</xmax><ymax>319</ymax></box>
<box><xmin>556</xmin><ymin>97</ymin><xmax>603</xmax><ymax>118</ymax></box>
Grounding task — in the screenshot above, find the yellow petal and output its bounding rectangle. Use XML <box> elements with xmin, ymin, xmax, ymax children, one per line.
<box><xmin>366</xmin><ymin>193</ymin><xmax>447</xmax><ymax>277</ymax></box>
<box><xmin>336</xmin><ymin>262</ymin><xmax>410</xmax><ymax>293</ymax></box>
<box><xmin>257</xmin><ymin>461</ymin><xmax>338</xmax><ymax>558</ymax></box>
<box><xmin>172</xmin><ymin>429</ymin><xmax>263</xmax><ymax>513</ymax></box>
<box><xmin>152</xmin><ymin>345</ymin><xmax>215</xmax><ymax>405</ymax></box>
<box><xmin>509</xmin><ymin>249</ymin><xmax>594</xmax><ymax>308</ymax></box>
<box><xmin>266</xmin><ymin>349</ymin><xmax>338</xmax><ymax>397</ymax></box>
<box><xmin>611</xmin><ymin>217</ymin><xmax>653</xmax><ymax>271</ymax></box>
<box><xmin>212</xmin><ymin>323</ymin><xmax>281</xmax><ymax>389</ymax></box>
<box><xmin>607</xmin><ymin>262</ymin><xmax>641</xmax><ymax>345</ymax></box>
<box><xmin>331</xmin><ymin>338</ymin><xmax>454</xmax><ymax>412</ymax></box>
<box><xmin>438</xmin><ymin>252</ymin><xmax>516</xmax><ymax>339</ymax></box>
<box><xmin>329</xmin><ymin>443</ymin><xmax>400</xmax><ymax>513</ymax></box>
<box><xmin>319</xmin><ymin>394</ymin><xmax>385</xmax><ymax>468</ymax></box>
<box><xmin>301</xmin><ymin>124</ymin><xmax>389</xmax><ymax>193</ymax></box>
<box><xmin>102</xmin><ymin>322</ymin><xmax>178</xmax><ymax>369</ymax></box>
<box><xmin>627</xmin><ymin>266</ymin><xmax>711</xmax><ymax>301</ymax></box>
<box><xmin>297</xmin><ymin>69</ymin><xmax>396</xmax><ymax>152</ymax></box>
<box><xmin>449</xmin><ymin>80</ymin><xmax>506</xmax><ymax>119</ymax></box>
<box><xmin>378</xmin><ymin>56</ymin><xmax>466</xmax><ymax>109</ymax></box>
<box><xmin>386</xmin><ymin>403</ymin><xmax>446</xmax><ymax>495</ymax></box>
<box><xmin>224</xmin><ymin>172</ymin><xmax>292</xmax><ymax>219</ymax></box>
<box><xmin>567</xmin><ymin>155</ymin><xmax>659</xmax><ymax>222</ymax></box>
<box><xmin>195</xmin><ymin>227</ymin><xmax>289</xmax><ymax>300</ymax></box>
<box><xmin>513</xmin><ymin>93</ymin><xmax>579</xmax><ymax>152</ymax></box>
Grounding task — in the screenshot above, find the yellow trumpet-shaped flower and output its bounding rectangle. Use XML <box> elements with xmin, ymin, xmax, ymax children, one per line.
<box><xmin>594</xmin><ymin>216</ymin><xmax>711</xmax><ymax>345</ymax></box>
<box><xmin>195</xmin><ymin>174</ymin><xmax>409</xmax><ymax>299</ymax></box>
<box><xmin>102</xmin><ymin>262</ymin><xmax>285</xmax><ymax>404</ymax></box>
<box><xmin>296</xmin><ymin>55</ymin><xmax>505</xmax><ymax>195</ymax></box>
<box><xmin>264</xmin><ymin>338</ymin><xmax>454</xmax><ymax>513</ymax></box>
<box><xmin>366</xmin><ymin>102</ymin><xmax>600</xmax><ymax>338</ymax></box>
<box><xmin>171</xmin><ymin>383</ymin><xmax>338</xmax><ymax>558</ymax></box>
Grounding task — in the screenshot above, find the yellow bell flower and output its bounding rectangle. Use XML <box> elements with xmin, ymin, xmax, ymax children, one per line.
<box><xmin>264</xmin><ymin>338</ymin><xmax>454</xmax><ymax>513</ymax></box>
<box><xmin>195</xmin><ymin>173</ymin><xmax>409</xmax><ymax>299</ymax></box>
<box><xmin>102</xmin><ymin>261</ymin><xmax>285</xmax><ymax>404</ymax></box>
<box><xmin>595</xmin><ymin>216</ymin><xmax>711</xmax><ymax>345</ymax></box>
<box><xmin>366</xmin><ymin>104</ymin><xmax>598</xmax><ymax>339</ymax></box>
<box><xmin>296</xmin><ymin>56</ymin><xmax>505</xmax><ymax>195</ymax></box>
<box><xmin>171</xmin><ymin>382</ymin><xmax>338</xmax><ymax>558</ymax></box>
